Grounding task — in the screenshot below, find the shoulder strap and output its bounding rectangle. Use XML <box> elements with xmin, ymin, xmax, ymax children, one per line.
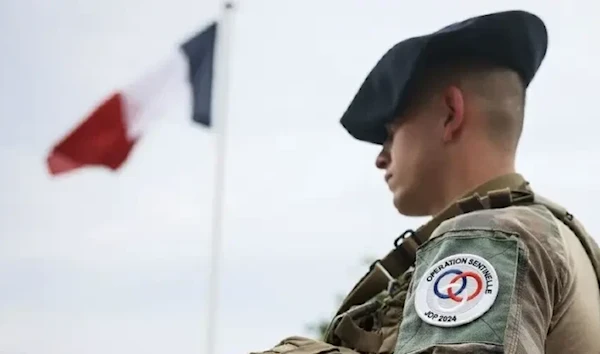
<box><xmin>532</xmin><ymin>194</ymin><xmax>600</xmax><ymax>288</ymax></box>
<box><xmin>330</xmin><ymin>187</ymin><xmax>600</xmax><ymax>324</ymax></box>
<box><xmin>330</xmin><ymin>188</ymin><xmax>533</xmax><ymax>318</ymax></box>
<box><xmin>325</xmin><ymin>174</ymin><xmax>600</xmax><ymax>344</ymax></box>
<box><xmin>323</xmin><ymin>175</ymin><xmax>532</xmax><ymax>341</ymax></box>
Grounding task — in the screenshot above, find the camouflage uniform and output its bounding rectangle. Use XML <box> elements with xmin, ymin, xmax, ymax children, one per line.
<box><xmin>250</xmin><ymin>9</ymin><xmax>600</xmax><ymax>354</ymax></box>
<box><xmin>252</xmin><ymin>174</ymin><xmax>600</xmax><ymax>353</ymax></box>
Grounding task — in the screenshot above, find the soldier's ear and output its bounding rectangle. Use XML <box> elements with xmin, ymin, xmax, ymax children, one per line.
<box><xmin>442</xmin><ymin>86</ymin><xmax>465</xmax><ymax>142</ymax></box>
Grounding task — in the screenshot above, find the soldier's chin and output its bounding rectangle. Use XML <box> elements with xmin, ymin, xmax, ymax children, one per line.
<box><xmin>392</xmin><ymin>190</ymin><xmax>430</xmax><ymax>217</ymax></box>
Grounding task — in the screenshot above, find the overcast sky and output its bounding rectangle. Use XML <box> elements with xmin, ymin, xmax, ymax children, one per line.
<box><xmin>1</xmin><ymin>1</ymin><xmax>599</xmax><ymax>354</ymax></box>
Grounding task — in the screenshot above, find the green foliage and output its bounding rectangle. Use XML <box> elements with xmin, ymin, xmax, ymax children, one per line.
<box><xmin>305</xmin><ymin>293</ymin><xmax>344</xmax><ymax>340</ymax></box>
<box><xmin>306</xmin><ymin>320</ymin><xmax>331</xmax><ymax>340</ymax></box>
<box><xmin>306</xmin><ymin>256</ymin><xmax>376</xmax><ymax>340</ymax></box>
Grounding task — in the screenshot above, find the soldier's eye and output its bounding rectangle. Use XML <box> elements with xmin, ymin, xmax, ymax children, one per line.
<box><xmin>385</xmin><ymin>124</ymin><xmax>394</xmax><ymax>136</ymax></box>
<box><xmin>383</xmin><ymin>134</ymin><xmax>393</xmax><ymax>147</ymax></box>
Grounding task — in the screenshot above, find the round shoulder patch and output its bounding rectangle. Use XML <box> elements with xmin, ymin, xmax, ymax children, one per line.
<box><xmin>414</xmin><ymin>253</ymin><xmax>499</xmax><ymax>327</ymax></box>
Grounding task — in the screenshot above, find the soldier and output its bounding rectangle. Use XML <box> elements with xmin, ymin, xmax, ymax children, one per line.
<box><xmin>251</xmin><ymin>9</ymin><xmax>600</xmax><ymax>354</ymax></box>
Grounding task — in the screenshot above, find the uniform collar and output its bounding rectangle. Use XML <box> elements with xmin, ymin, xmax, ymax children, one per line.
<box><xmin>414</xmin><ymin>173</ymin><xmax>529</xmax><ymax>244</ymax></box>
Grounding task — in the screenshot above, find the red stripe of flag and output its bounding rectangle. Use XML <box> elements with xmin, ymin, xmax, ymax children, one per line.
<box><xmin>46</xmin><ymin>93</ymin><xmax>135</xmax><ymax>175</ymax></box>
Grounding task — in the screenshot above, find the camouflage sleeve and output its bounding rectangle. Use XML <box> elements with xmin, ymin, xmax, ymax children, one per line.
<box><xmin>249</xmin><ymin>336</ymin><xmax>360</xmax><ymax>354</ymax></box>
<box><xmin>393</xmin><ymin>204</ymin><xmax>574</xmax><ymax>354</ymax></box>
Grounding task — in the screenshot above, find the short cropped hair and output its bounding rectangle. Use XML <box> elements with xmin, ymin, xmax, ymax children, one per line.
<box><xmin>402</xmin><ymin>57</ymin><xmax>526</xmax><ymax>151</ymax></box>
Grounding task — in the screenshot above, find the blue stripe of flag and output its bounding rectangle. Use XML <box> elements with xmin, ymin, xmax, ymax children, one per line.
<box><xmin>180</xmin><ymin>22</ymin><xmax>217</xmax><ymax>127</ymax></box>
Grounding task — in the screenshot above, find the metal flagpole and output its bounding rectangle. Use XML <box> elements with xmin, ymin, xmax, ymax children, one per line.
<box><xmin>206</xmin><ymin>2</ymin><xmax>235</xmax><ymax>354</ymax></box>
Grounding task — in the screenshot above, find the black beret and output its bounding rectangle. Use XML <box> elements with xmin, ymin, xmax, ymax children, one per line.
<box><xmin>339</xmin><ymin>10</ymin><xmax>548</xmax><ymax>145</ymax></box>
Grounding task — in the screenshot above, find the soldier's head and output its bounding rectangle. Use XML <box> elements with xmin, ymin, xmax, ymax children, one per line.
<box><xmin>339</xmin><ymin>10</ymin><xmax>547</xmax><ymax>217</ymax></box>
<box><xmin>374</xmin><ymin>58</ymin><xmax>526</xmax><ymax>216</ymax></box>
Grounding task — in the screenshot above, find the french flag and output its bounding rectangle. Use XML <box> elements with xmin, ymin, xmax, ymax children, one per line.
<box><xmin>46</xmin><ymin>22</ymin><xmax>218</xmax><ymax>175</ymax></box>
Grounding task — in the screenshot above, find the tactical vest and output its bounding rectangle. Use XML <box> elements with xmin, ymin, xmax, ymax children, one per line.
<box><xmin>251</xmin><ymin>178</ymin><xmax>600</xmax><ymax>354</ymax></box>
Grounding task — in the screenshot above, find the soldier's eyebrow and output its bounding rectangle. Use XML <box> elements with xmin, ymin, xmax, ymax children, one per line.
<box><xmin>386</xmin><ymin>118</ymin><xmax>403</xmax><ymax>132</ymax></box>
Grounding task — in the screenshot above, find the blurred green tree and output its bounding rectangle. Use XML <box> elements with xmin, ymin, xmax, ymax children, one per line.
<box><xmin>306</xmin><ymin>256</ymin><xmax>376</xmax><ymax>340</ymax></box>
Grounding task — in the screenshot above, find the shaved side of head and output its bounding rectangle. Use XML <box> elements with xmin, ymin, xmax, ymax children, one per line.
<box><xmin>403</xmin><ymin>58</ymin><xmax>527</xmax><ymax>153</ymax></box>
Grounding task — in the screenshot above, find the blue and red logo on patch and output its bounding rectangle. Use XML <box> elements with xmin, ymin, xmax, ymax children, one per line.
<box><xmin>433</xmin><ymin>269</ymin><xmax>483</xmax><ymax>302</ymax></box>
<box><xmin>415</xmin><ymin>254</ymin><xmax>499</xmax><ymax>327</ymax></box>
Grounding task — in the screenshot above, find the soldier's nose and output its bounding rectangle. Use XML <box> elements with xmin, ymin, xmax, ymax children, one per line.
<box><xmin>375</xmin><ymin>150</ymin><xmax>389</xmax><ymax>170</ymax></box>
